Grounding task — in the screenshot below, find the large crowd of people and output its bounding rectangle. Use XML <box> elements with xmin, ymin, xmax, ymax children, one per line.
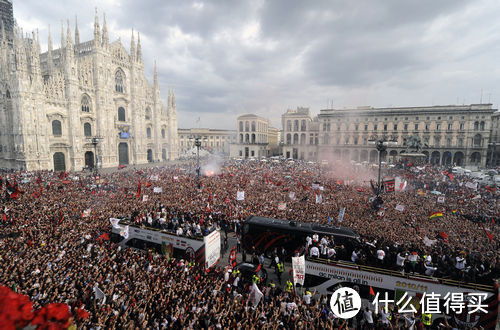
<box><xmin>0</xmin><ymin>158</ymin><xmax>498</xmax><ymax>328</ymax></box>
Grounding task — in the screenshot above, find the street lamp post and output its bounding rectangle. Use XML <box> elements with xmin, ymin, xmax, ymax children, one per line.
<box><xmin>86</xmin><ymin>136</ymin><xmax>103</xmax><ymax>178</ymax></box>
<box><xmin>189</xmin><ymin>135</ymin><xmax>207</xmax><ymax>189</ymax></box>
<box><xmin>368</xmin><ymin>135</ymin><xmax>398</xmax><ymax>197</ymax></box>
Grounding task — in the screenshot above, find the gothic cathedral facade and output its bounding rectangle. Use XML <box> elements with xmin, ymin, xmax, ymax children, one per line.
<box><xmin>0</xmin><ymin>8</ymin><xmax>179</xmax><ymax>171</ymax></box>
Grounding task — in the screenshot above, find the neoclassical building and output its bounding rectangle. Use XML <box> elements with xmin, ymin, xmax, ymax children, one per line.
<box><xmin>230</xmin><ymin>114</ymin><xmax>280</xmax><ymax>158</ymax></box>
<box><xmin>282</xmin><ymin>104</ymin><xmax>499</xmax><ymax>167</ymax></box>
<box><xmin>0</xmin><ymin>7</ymin><xmax>178</xmax><ymax>171</ymax></box>
<box><xmin>178</xmin><ymin>128</ymin><xmax>236</xmax><ymax>155</ymax></box>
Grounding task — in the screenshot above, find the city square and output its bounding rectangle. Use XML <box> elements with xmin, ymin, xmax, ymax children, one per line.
<box><xmin>0</xmin><ymin>0</ymin><xmax>499</xmax><ymax>329</ymax></box>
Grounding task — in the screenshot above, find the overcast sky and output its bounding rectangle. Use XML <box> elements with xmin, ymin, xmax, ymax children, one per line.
<box><xmin>13</xmin><ymin>0</ymin><xmax>500</xmax><ymax>129</ymax></box>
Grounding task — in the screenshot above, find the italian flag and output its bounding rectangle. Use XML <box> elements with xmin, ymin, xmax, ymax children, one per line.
<box><xmin>430</xmin><ymin>212</ymin><xmax>443</xmax><ymax>219</ymax></box>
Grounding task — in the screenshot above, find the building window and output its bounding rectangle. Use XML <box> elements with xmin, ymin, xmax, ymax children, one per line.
<box><xmin>415</xmin><ymin>117</ymin><xmax>419</xmax><ymax>120</ymax></box>
<box><xmin>384</xmin><ymin>124</ymin><xmax>387</xmax><ymax>131</ymax></box>
<box><xmin>425</xmin><ymin>123</ymin><xmax>430</xmax><ymax>131</ymax></box>
<box><xmin>294</xmin><ymin>120</ymin><xmax>299</xmax><ymax>131</ymax></box>
<box><xmin>363</xmin><ymin>138</ymin><xmax>367</xmax><ymax>145</ymax></box>
<box><xmin>394</xmin><ymin>117</ymin><xmax>398</xmax><ymax>121</ymax></box>
<box><xmin>293</xmin><ymin>134</ymin><xmax>298</xmax><ymax>144</ymax></box>
<box><xmin>81</xmin><ymin>95</ymin><xmax>91</xmax><ymax>112</ymax></box>
<box><xmin>83</xmin><ymin>123</ymin><xmax>91</xmax><ymax>137</ymax></box>
<box><xmin>434</xmin><ymin>137</ymin><xmax>440</xmax><ymax>147</ymax></box>
<box><xmin>393</xmin><ymin>124</ymin><xmax>398</xmax><ymax>131</ymax></box>
<box><xmin>286</xmin><ymin>134</ymin><xmax>291</xmax><ymax>144</ymax></box>
<box><xmin>52</xmin><ymin>120</ymin><xmax>62</xmax><ymax>136</ymax></box>
<box><xmin>437</xmin><ymin>116</ymin><xmax>441</xmax><ymax>120</ymax></box>
<box><xmin>446</xmin><ymin>138</ymin><xmax>451</xmax><ymax>147</ymax></box>
<box><xmin>436</xmin><ymin>123</ymin><xmax>441</xmax><ymax>130</ymax></box>
<box><xmin>355</xmin><ymin>124</ymin><xmax>359</xmax><ymax>131</ymax></box>
<box><xmin>449</xmin><ymin>116</ymin><xmax>453</xmax><ymax>120</ymax></box>
<box><xmin>162</xmin><ymin>129</ymin><xmax>166</xmax><ymax>139</ymax></box>
<box><xmin>118</xmin><ymin>107</ymin><xmax>126</xmax><ymax>122</ymax></box>
<box><xmin>426</xmin><ymin>117</ymin><xmax>430</xmax><ymax>120</ymax></box>
<box><xmin>245</xmin><ymin>121</ymin><xmax>249</xmax><ymax>132</ymax></box>
<box><xmin>447</xmin><ymin>123</ymin><xmax>452</xmax><ymax>130</ymax></box>
<box><xmin>239</xmin><ymin>121</ymin><xmax>243</xmax><ymax>131</ymax></box>
<box><xmin>251</xmin><ymin>121</ymin><xmax>256</xmax><ymax>132</ymax></box>
<box><xmin>115</xmin><ymin>70</ymin><xmax>124</xmax><ymax>93</ymax></box>
<box><xmin>404</xmin><ymin>124</ymin><xmax>408</xmax><ymax>131</ymax></box>
<box><xmin>147</xmin><ymin>127</ymin><xmax>152</xmax><ymax>139</ymax></box>
<box><xmin>239</xmin><ymin>150</ymin><xmax>242</xmax><ymax>156</ymax></box>
<box><xmin>405</xmin><ymin>117</ymin><xmax>408</xmax><ymax>120</ymax></box>
<box><xmin>287</xmin><ymin>120</ymin><xmax>292</xmax><ymax>131</ymax></box>
<box><xmin>474</xmin><ymin>121</ymin><xmax>479</xmax><ymax>130</ymax></box>
<box><xmin>354</xmin><ymin>137</ymin><xmax>358</xmax><ymax>145</ymax></box>
<box><xmin>458</xmin><ymin>138</ymin><xmax>463</xmax><ymax>147</ymax></box>
<box><xmin>323</xmin><ymin>135</ymin><xmax>329</xmax><ymax>145</ymax></box>
<box><xmin>145</xmin><ymin>108</ymin><xmax>151</xmax><ymax>121</ymax></box>
<box><xmin>364</xmin><ymin>125</ymin><xmax>368</xmax><ymax>131</ymax></box>
<box><xmin>337</xmin><ymin>125</ymin><xmax>340</xmax><ymax>131</ymax></box>
<box><xmin>473</xmin><ymin>134</ymin><xmax>482</xmax><ymax>147</ymax></box>
<box><xmin>414</xmin><ymin>124</ymin><xmax>418</xmax><ymax>130</ymax></box>
<box><xmin>301</xmin><ymin>120</ymin><xmax>306</xmax><ymax>131</ymax></box>
<box><xmin>480</xmin><ymin>121</ymin><xmax>485</xmax><ymax>130</ymax></box>
<box><xmin>374</xmin><ymin>124</ymin><xmax>378</xmax><ymax>131</ymax></box>
<box><xmin>459</xmin><ymin>123</ymin><xmax>464</xmax><ymax>130</ymax></box>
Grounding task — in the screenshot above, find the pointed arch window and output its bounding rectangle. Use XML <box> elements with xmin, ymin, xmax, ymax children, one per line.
<box><xmin>81</xmin><ymin>95</ymin><xmax>91</xmax><ymax>112</ymax></box>
<box><xmin>115</xmin><ymin>70</ymin><xmax>124</xmax><ymax>93</ymax></box>
<box><xmin>52</xmin><ymin>120</ymin><xmax>62</xmax><ymax>136</ymax></box>
<box><xmin>145</xmin><ymin>107</ymin><xmax>151</xmax><ymax>121</ymax></box>
<box><xmin>147</xmin><ymin>127</ymin><xmax>152</xmax><ymax>139</ymax></box>
<box><xmin>118</xmin><ymin>107</ymin><xmax>126</xmax><ymax>122</ymax></box>
<box><xmin>83</xmin><ymin>123</ymin><xmax>92</xmax><ymax>137</ymax></box>
<box><xmin>161</xmin><ymin>128</ymin><xmax>166</xmax><ymax>139</ymax></box>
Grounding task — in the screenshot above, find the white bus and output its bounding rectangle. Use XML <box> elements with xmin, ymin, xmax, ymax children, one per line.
<box><xmin>304</xmin><ymin>257</ymin><xmax>498</xmax><ymax>329</ymax></box>
<box><xmin>110</xmin><ymin>219</ymin><xmax>220</xmax><ymax>268</ymax></box>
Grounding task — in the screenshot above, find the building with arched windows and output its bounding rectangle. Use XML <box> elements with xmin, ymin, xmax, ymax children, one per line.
<box><xmin>230</xmin><ymin>114</ymin><xmax>280</xmax><ymax>158</ymax></box>
<box><xmin>0</xmin><ymin>7</ymin><xmax>178</xmax><ymax>171</ymax></box>
<box><xmin>281</xmin><ymin>104</ymin><xmax>498</xmax><ymax>167</ymax></box>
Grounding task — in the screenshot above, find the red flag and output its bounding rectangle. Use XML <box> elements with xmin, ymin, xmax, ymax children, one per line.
<box><xmin>59</xmin><ymin>210</ymin><xmax>64</xmax><ymax>225</ymax></box>
<box><xmin>97</xmin><ymin>233</ymin><xmax>110</xmax><ymax>241</ymax></box>
<box><xmin>369</xmin><ymin>286</ymin><xmax>375</xmax><ymax>296</ymax></box>
<box><xmin>480</xmin><ymin>223</ymin><xmax>494</xmax><ymax>242</ymax></box>
<box><xmin>137</xmin><ymin>179</ymin><xmax>141</xmax><ymax>198</ymax></box>
<box><xmin>146</xmin><ymin>182</ymin><xmax>152</xmax><ymax>187</ymax></box>
<box><xmin>229</xmin><ymin>246</ymin><xmax>237</xmax><ymax>269</ymax></box>
<box><xmin>91</xmin><ymin>189</ymin><xmax>95</xmax><ymax>195</ymax></box>
<box><xmin>255</xmin><ymin>264</ymin><xmax>262</xmax><ymax>273</ymax></box>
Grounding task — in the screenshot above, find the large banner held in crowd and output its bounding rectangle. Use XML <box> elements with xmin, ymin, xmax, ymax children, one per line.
<box><xmin>204</xmin><ymin>230</ymin><xmax>221</xmax><ymax>270</ymax></box>
<box><xmin>249</xmin><ymin>283</ymin><xmax>263</xmax><ymax>307</ymax></box>
<box><xmin>153</xmin><ymin>187</ymin><xmax>163</xmax><ymax>193</ymax></box>
<box><xmin>292</xmin><ymin>255</ymin><xmax>305</xmax><ymax>286</ymax></box>
<box><xmin>337</xmin><ymin>207</ymin><xmax>345</xmax><ymax>223</ymax></box>
<box><xmin>236</xmin><ymin>191</ymin><xmax>245</xmax><ymax>201</ymax></box>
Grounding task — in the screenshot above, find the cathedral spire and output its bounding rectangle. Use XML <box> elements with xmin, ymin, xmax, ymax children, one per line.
<box><xmin>66</xmin><ymin>19</ymin><xmax>72</xmax><ymax>46</ymax></box>
<box><xmin>36</xmin><ymin>29</ymin><xmax>40</xmax><ymax>52</ymax></box>
<box><xmin>60</xmin><ymin>20</ymin><xmax>65</xmax><ymax>50</ymax></box>
<box><xmin>168</xmin><ymin>88</ymin><xmax>171</xmax><ymax>108</ymax></box>
<box><xmin>154</xmin><ymin>60</ymin><xmax>158</xmax><ymax>90</ymax></box>
<box><xmin>130</xmin><ymin>29</ymin><xmax>135</xmax><ymax>61</ymax></box>
<box><xmin>136</xmin><ymin>32</ymin><xmax>142</xmax><ymax>62</ymax></box>
<box><xmin>172</xmin><ymin>88</ymin><xmax>176</xmax><ymax>108</ymax></box>
<box><xmin>47</xmin><ymin>25</ymin><xmax>53</xmax><ymax>67</ymax></box>
<box><xmin>94</xmin><ymin>7</ymin><xmax>101</xmax><ymax>47</ymax></box>
<box><xmin>74</xmin><ymin>15</ymin><xmax>80</xmax><ymax>45</ymax></box>
<box><xmin>102</xmin><ymin>12</ymin><xmax>109</xmax><ymax>48</ymax></box>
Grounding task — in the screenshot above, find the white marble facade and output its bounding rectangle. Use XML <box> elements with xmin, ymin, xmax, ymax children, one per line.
<box><xmin>0</xmin><ymin>9</ymin><xmax>178</xmax><ymax>171</ymax></box>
